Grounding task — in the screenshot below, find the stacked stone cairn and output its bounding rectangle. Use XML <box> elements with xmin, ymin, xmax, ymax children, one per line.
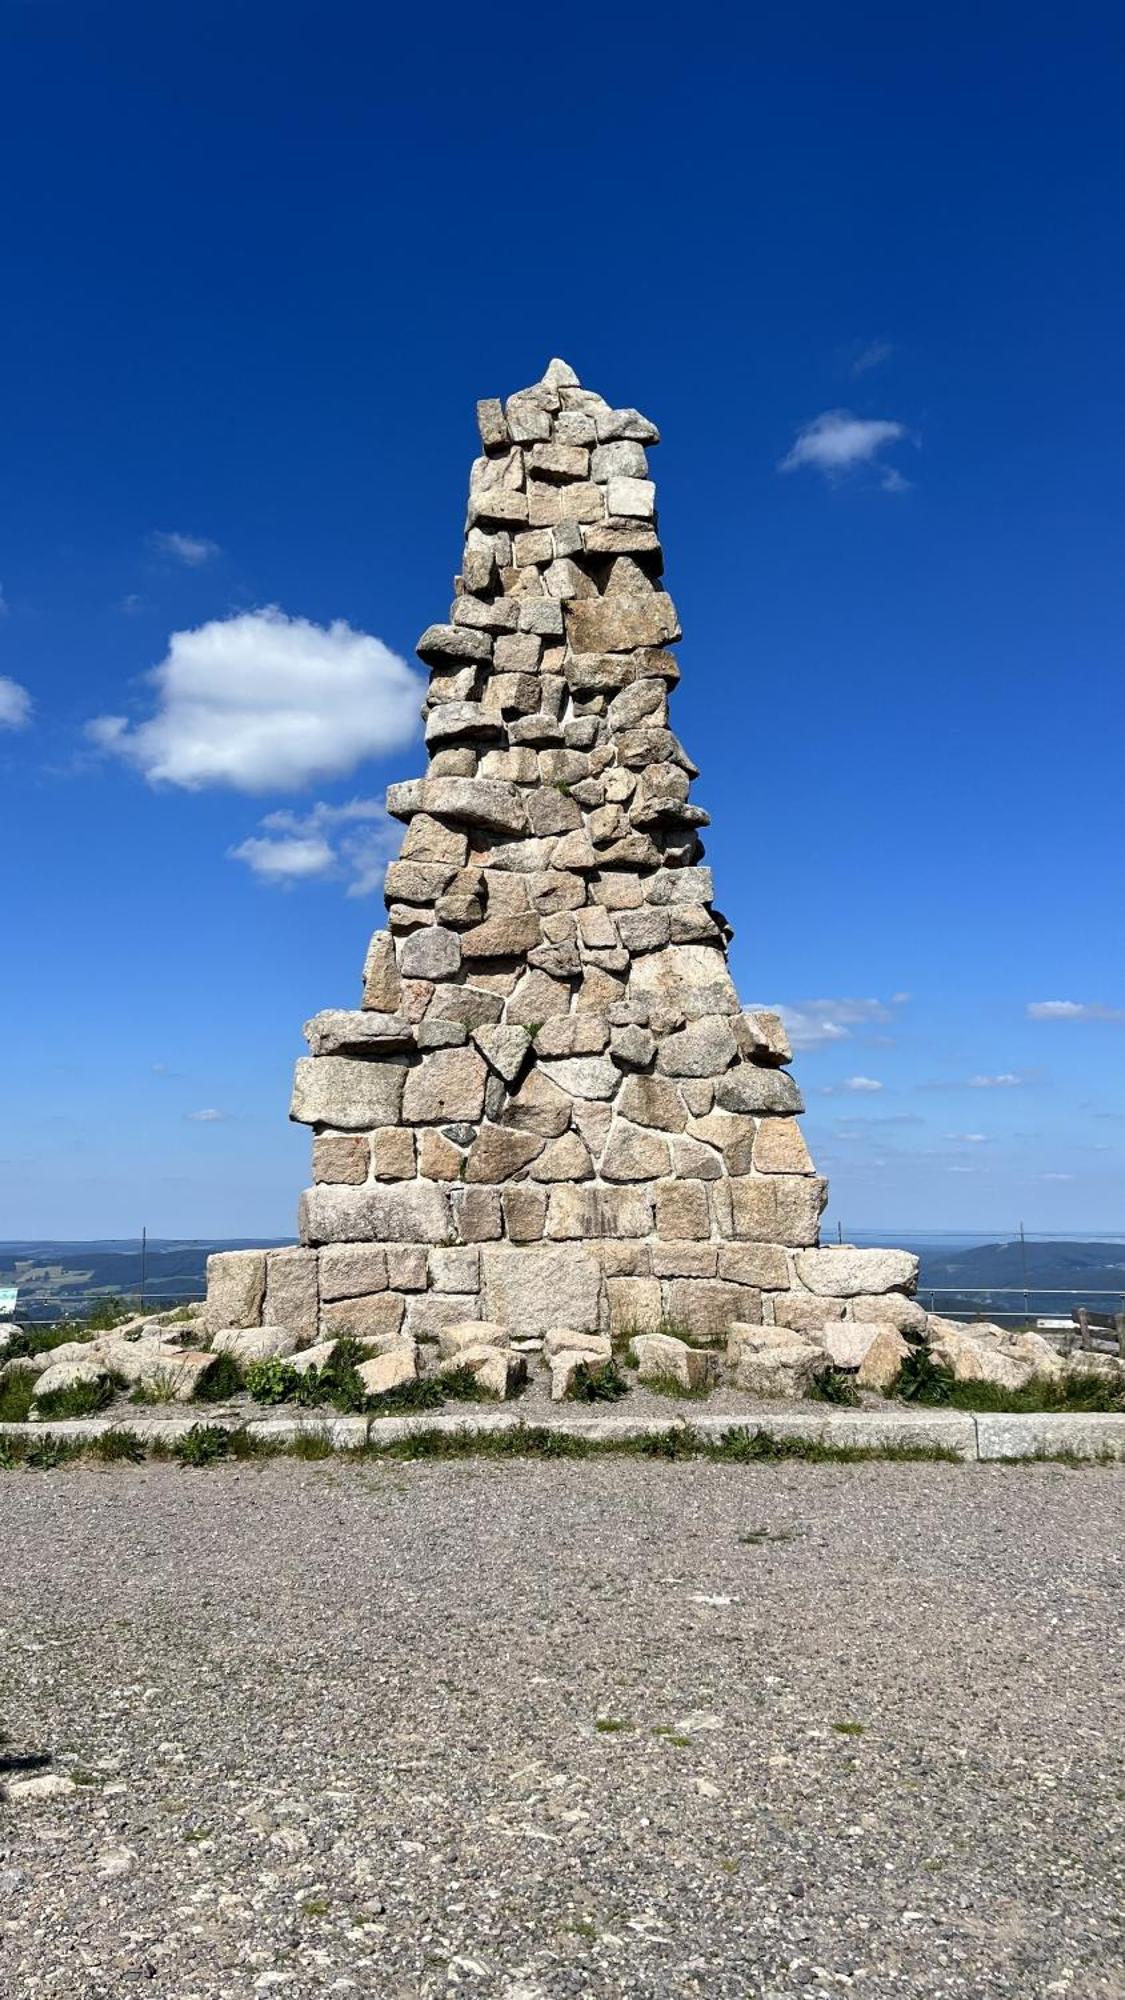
<box><xmin>202</xmin><ymin>359</ymin><xmax>930</xmax><ymax>1403</ymax></box>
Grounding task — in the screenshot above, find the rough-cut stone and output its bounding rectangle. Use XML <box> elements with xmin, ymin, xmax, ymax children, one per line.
<box><xmin>654</xmin><ymin>1180</ymin><xmax>710</xmax><ymax>1241</ymax></box>
<box><xmin>855</xmin><ymin>1325</ymin><xmax>911</xmax><ymax>1391</ymax></box>
<box><xmin>321</xmin><ymin>1292</ymin><xmax>405</xmax><ymax>1342</ymax></box>
<box><xmin>291</xmin><ymin>1057</ymin><xmax>405</xmax><ymax>1132</ymax></box>
<box><xmin>751</xmin><ymin>1118</ymin><xmax>814</xmax><ymax>1174</ymax></box>
<box><xmin>417</xmin><ymin>1128</ymin><xmax>462</xmax><ymax>1180</ymax></box>
<box><xmin>502</xmin><ymin>1186</ymin><xmax>548</xmax><ymax>1241</ymax></box>
<box><xmin>716</xmin><ymin>1242</ymin><xmax>789</xmax><ymax>1289</ymax></box>
<box><xmin>465</xmin><ymin>1123</ymin><xmax>545</xmax><ymax>1181</ymax></box>
<box><xmin>632</xmin><ymin>1332</ymin><xmax>716</xmax><ymax>1391</ymax></box>
<box><xmin>482</xmin><ymin>1244</ymin><xmax>601</xmax><ymax>1338</ymax></box>
<box><xmin>31</xmin><ymin>1355</ymin><xmax>111</xmax><ymax>1400</ymax></box>
<box><xmin>203</xmin><ymin>1250</ymin><xmax>266</xmax><ymax>1333</ymax></box>
<box><xmin>305</xmin><ymin>1009</ymin><xmax>414</xmax><ymax>1056</ymax></box>
<box><xmin>714</xmin><ymin>1067</ymin><xmax>804</xmax><ymax>1116</ymax></box>
<box><xmin>312</xmin><ymin>1133</ymin><xmax>369</xmax><ymax>1184</ymax></box>
<box><xmin>398</xmin><ymin>926</ymin><xmax>462</xmax><ymax>981</ymax></box>
<box><xmin>565</xmin><ymin>594</ymin><xmax>680</xmax><ymax>654</ymax></box>
<box><xmin>548</xmin><ymin>1342</ymin><xmax>615</xmax><ymax>1400</ymax></box>
<box><xmin>302</xmin><ymin>1184</ymin><xmax>452</xmax><ymax>1246</ymax></box>
<box><xmin>530</xmin><ymin>1132</ymin><xmax>593</xmax><ymax>1181</ymax></box>
<box><xmin>601</xmin><ymin>1121</ymin><xmax>672</xmax><ymax>1182</ymax></box>
<box><xmin>211</xmin><ymin>1325</ymin><xmax>301</xmax><ymax>1364</ymax></box>
<box><xmin>716</xmin><ymin>1176</ymin><xmax>819</xmax><ymax>1248</ymax></box>
<box><xmin>727</xmin><ymin>1324</ymin><xmax>829</xmax><ymax>1397</ymax></box>
<box><xmin>437</xmin><ymin>1319</ymin><xmax>508</xmax><ymax>1360</ymax></box>
<box><xmin>606</xmin><ymin>1276</ymin><xmax>663</xmax><ymax>1334</ymax></box>
<box><xmin>665</xmin><ymin>1280</ymin><xmax>750</xmax><ymax>1341</ymax></box>
<box><xmin>656</xmin><ymin>1016</ymin><xmax>738</xmax><ymax>1078</ymax></box>
<box><xmin>264</xmin><ymin>1247</ymin><xmax>319</xmax><ymax>1343</ymax></box>
<box><xmin>849</xmin><ymin>1292</ymin><xmax>930</xmax><ymax>1336</ymax></box>
<box><xmin>472</xmin><ymin>1024</ymin><xmax>532</xmax><ymax>1082</ymax></box>
<box><xmin>358</xmin><ymin>1345</ymin><xmax>417</xmax><ymax>1398</ymax></box>
<box><xmin>794</xmin><ymin>1247</ymin><xmax>919</xmax><ymax>1298</ymax></box>
<box><xmin>617</xmin><ymin>1073</ymin><xmax>686</xmax><ymax>1133</ymax></box>
<box><xmin>454</xmin><ymin>1187</ymin><xmax>503</xmax><ymax>1242</ymax></box>
<box><xmin>402</xmin><ymin>1046</ymin><xmax>487</xmax><ymax>1124</ymax></box>
<box><xmin>771</xmin><ymin>1293</ymin><xmax>846</xmax><ymax>1335</ymax></box>
<box><xmin>319</xmin><ymin>1245</ymin><xmax>389</xmax><ymax>1301</ymax></box>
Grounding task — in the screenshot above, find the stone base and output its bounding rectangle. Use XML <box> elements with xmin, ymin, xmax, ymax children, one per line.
<box><xmin>203</xmin><ymin>1238</ymin><xmax>923</xmax><ymax>1347</ymax></box>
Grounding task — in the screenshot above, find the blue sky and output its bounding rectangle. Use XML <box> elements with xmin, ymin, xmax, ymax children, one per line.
<box><xmin>3</xmin><ymin>1</ymin><xmax>1124</xmax><ymax>1239</ymax></box>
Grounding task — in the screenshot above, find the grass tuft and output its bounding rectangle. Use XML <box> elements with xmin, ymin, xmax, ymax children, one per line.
<box><xmin>35</xmin><ymin>1372</ymin><xmax>123</xmax><ymax>1421</ymax></box>
<box><xmin>192</xmin><ymin>1351</ymin><xmax>244</xmax><ymax>1402</ymax></box>
<box><xmin>93</xmin><ymin>1428</ymin><xmax>147</xmax><ymax>1464</ymax></box>
<box><xmin>889</xmin><ymin>1351</ymin><xmax>1125</xmax><ymax>1415</ymax></box>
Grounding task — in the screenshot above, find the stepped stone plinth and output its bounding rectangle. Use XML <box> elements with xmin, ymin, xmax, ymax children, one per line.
<box><xmin>203</xmin><ymin>359</ymin><xmax>921</xmax><ymax>1375</ymax></box>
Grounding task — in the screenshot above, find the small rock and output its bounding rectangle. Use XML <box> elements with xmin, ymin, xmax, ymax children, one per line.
<box><xmin>632</xmin><ymin>1332</ymin><xmax>716</xmax><ymax>1391</ymax></box>
<box><xmin>357</xmin><ymin>1346</ymin><xmax>418</xmax><ymax>1398</ymax></box>
<box><xmin>7</xmin><ymin>1773</ymin><xmax>77</xmax><ymax>1803</ymax></box>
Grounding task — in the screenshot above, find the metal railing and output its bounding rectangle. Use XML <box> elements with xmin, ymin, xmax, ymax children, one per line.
<box><xmin>4</xmin><ymin>1228</ymin><xmax>1125</xmax><ymax>1329</ymax></box>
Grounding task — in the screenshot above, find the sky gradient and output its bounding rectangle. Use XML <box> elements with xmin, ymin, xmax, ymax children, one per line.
<box><xmin>3</xmin><ymin>2</ymin><xmax>1124</xmax><ymax>1238</ymax></box>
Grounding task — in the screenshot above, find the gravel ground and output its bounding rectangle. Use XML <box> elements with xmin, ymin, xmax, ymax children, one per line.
<box><xmin>1</xmin><ymin>1461</ymin><xmax>1122</xmax><ymax>2000</ymax></box>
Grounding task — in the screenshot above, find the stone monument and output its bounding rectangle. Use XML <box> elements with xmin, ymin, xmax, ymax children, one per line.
<box><xmin>202</xmin><ymin>360</ymin><xmax>921</xmax><ymax>1387</ymax></box>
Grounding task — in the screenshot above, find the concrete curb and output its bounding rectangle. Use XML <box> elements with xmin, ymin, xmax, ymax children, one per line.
<box><xmin>2</xmin><ymin>1408</ymin><xmax>1124</xmax><ymax>1460</ymax></box>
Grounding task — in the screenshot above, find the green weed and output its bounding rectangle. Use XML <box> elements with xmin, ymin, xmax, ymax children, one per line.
<box><xmin>567</xmin><ymin>1360</ymin><xmax>629</xmax><ymax>1403</ymax></box>
<box><xmin>808</xmin><ymin>1366</ymin><xmax>860</xmax><ymax>1406</ymax></box>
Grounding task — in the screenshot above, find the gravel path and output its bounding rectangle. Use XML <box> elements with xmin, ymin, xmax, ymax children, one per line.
<box><xmin>1</xmin><ymin>1460</ymin><xmax>1122</xmax><ymax>1999</ymax></box>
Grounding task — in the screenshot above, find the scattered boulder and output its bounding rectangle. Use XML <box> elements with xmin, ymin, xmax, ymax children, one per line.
<box><xmin>854</xmin><ymin>1325</ymin><xmax>911</xmax><ymax>1392</ymax></box>
<box><xmin>548</xmin><ymin>1336</ymin><xmax>614</xmax><ymax>1401</ymax></box>
<box><xmin>210</xmin><ymin>1326</ymin><xmax>301</xmax><ymax>1365</ymax></box>
<box><xmin>726</xmin><ymin>1324</ymin><xmax>829</xmax><ymax>1398</ymax></box>
<box><xmin>31</xmin><ymin>1356</ymin><xmax>110</xmax><ymax>1401</ymax></box>
<box><xmin>287</xmin><ymin>1341</ymin><xmax>338</xmax><ymax>1375</ymax></box>
<box><xmin>632</xmin><ymin>1331</ymin><xmax>716</xmax><ymax>1392</ymax></box>
<box><xmin>447</xmin><ymin>1345</ymin><xmax>526</xmax><ymax>1399</ymax></box>
<box><xmin>358</xmin><ymin>1345</ymin><xmax>418</xmax><ymax>1398</ymax></box>
<box><xmin>437</xmin><ymin>1320</ymin><xmax>509</xmax><ymax>1360</ymax></box>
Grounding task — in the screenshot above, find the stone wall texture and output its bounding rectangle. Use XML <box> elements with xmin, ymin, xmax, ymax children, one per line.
<box><xmin>204</xmin><ymin>360</ymin><xmax>919</xmax><ymax>1349</ymax></box>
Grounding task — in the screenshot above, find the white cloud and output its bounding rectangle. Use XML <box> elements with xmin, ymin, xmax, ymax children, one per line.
<box><xmin>968</xmin><ymin>1073</ymin><xmax>1027</xmax><ymax>1089</ymax></box>
<box><xmin>186</xmin><ymin>1107</ymin><xmax>228</xmax><ymax>1123</ymax></box>
<box><xmin>768</xmin><ymin>996</ymin><xmax>907</xmax><ymax>1050</ymax></box>
<box><xmin>946</xmin><ymin>1132</ymin><xmax>988</xmax><ymax>1143</ymax></box>
<box><xmin>0</xmin><ymin>582</ymin><xmax>8</xmax><ymax>616</ymax></box>
<box><xmin>0</xmin><ymin>676</ymin><xmax>32</xmax><ymax>729</ymax></box>
<box><xmin>1028</xmin><ymin>999</ymin><xmax>1125</xmax><ymax>1023</ymax></box>
<box><xmin>851</xmin><ymin>339</ymin><xmax>893</xmax><ymax>376</ymax></box>
<box><xmin>821</xmin><ymin>1075</ymin><xmax>884</xmax><ymax>1096</ymax></box>
<box><xmin>232</xmin><ymin>834</ymin><xmax>336</xmax><ymax>883</ymax></box>
<box><xmin>88</xmin><ymin>607</ymin><xmax>423</xmax><ymax>793</ymax></box>
<box><xmin>779</xmin><ymin>409</ymin><xmax>911</xmax><ymax>483</ymax></box>
<box><xmin>230</xmin><ymin>797</ymin><xmax>399</xmax><ymax>897</ymax></box>
<box><xmin>150</xmin><ymin>530</ymin><xmax>220</xmax><ymax>566</ymax></box>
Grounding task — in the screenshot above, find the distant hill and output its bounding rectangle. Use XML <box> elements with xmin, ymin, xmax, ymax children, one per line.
<box><xmin>907</xmin><ymin>1238</ymin><xmax>1125</xmax><ymax>1319</ymax></box>
<box><xmin>4</xmin><ymin>1235</ymin><xmax>1123</xmax><ymax>1325</ymax></box>
<box><xmin>0</xmin><ymin>1239</ymin><xmax>290</xmax><ymax>1320</ymax></box>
